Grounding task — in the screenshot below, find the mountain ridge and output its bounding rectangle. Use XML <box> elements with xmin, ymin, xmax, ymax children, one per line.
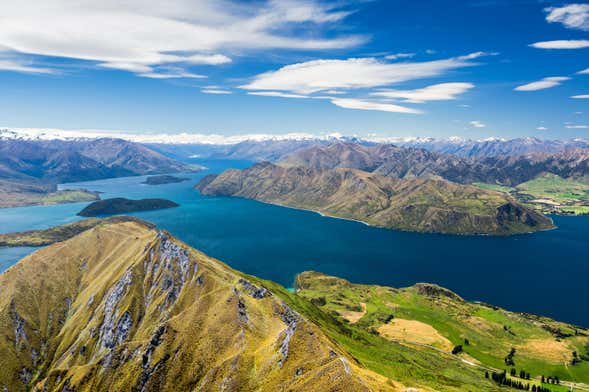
<box><xmin>196</xmin><ymin>162</ymin><xmax>553</xmax><ymax>235</ymax></box>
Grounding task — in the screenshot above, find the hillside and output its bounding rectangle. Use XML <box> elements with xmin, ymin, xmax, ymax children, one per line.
<box><xmin>295</xmin><ymin>272</ymin><xmax>589</xmax><ymax>388</ymax></box>
<box><xmin>2</xmin><ymin>221</ymin><xmax>587</xmax><ymax>391</ymax></box>
<box><xmin>196</xmin><ymin>162</ymin><xmax>553</xmax><ymax>235</ymax></box>
<box><xmin>0</xmin><ymin>180</ymin><xmax>99</xmax><ymax>208</ymax></box>
<box><xmin>0</xmin><ymin>220</ymin><xmax>393</xmax><ymax>392</ymax></box>
<box><xmin>0</xmin><ymin>137</ymin><xmax>197</xmax><ymax>208</ymax></box>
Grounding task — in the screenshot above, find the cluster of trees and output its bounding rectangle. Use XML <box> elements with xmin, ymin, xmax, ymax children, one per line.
<box><xmin>540</xmin><ymin>375</ymin><xmax>560</xmax><ymax>385</ymax></box>
<box><xmin>451</xmin><ymin>345</ymin><xmax>463</xmax><ymax>355</ymax></box>
<box><xmin>485</xmin><ymin>371</ymin><xmax>554</xmax><ymax>391</ymax></box>
<box><xmin>509</xmin><ymin>368</ymin><xmax>530</xmax><ymax>379</ymax></box>
<box><xmin>505</xmin><ymin>347</ymin><xmax>516</xmax><ymax>366</ymax></box>
<box><xmin>487</xmin><ymin>370</ymin><xmax>530</xmax><ymax>390</ymax></box>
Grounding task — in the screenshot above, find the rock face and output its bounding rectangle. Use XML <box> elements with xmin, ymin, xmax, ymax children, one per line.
<box><xmin>196</xmin><ymin>162</ymin><xmax>553</xmax><ymax>235</ymax></box>
<box><xmin>0</xmin><ymin>220</ymin><xmax>389</xmax><ymax>392</ymax></box>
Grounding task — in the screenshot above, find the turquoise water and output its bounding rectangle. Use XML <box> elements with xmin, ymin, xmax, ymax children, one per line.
<box><xmin>1</xmin><ymin>158</ymin><xmax>588</xmax><ymax>327</ymax></box>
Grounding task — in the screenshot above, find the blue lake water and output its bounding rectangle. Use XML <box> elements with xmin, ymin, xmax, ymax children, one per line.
<box><xmin>1</xmin><ymin>158</ymin><xmax>588</xmax><ymax>327</ymax></box>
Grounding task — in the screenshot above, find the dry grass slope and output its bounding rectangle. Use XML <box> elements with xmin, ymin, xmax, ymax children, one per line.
<box><xmin>0</xmin><ymin>221</ymin><xmax>394</xmax><ymax>392</ymax></box>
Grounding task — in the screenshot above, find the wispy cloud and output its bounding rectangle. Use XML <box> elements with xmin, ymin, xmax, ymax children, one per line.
<box><xmin>545</xmin><ymin>4</ymin><xmax>589</xmax><ymax>31</ymax></box>
<box><xmin>565</xmin><ymin>124</ymin><xmax>588</xmax><ymax>129</ymax></box>
<box><xmin>530</xmin><ymin>40</ymin><xmax>589</xmax><ymax>49</ymax></box>
<box><xmin>241</xmin><ymin>52</ymin><xmax>488</xmax><ymax>94</ymax></box>
<box><xmin>578</xmin><ymin>68</ymin><xmax>589</xmax><ymax>74</ymax></box>
<box><xmin>384</xmin><ymin>53</ymin><xmax>415</xmax><ymax>60</ymax></box>
<box><xmin>537</xmin><ymin>126</ymin><xmax>548</xmax><ymax>131</ymax></box>
<box><xmin>330</xmin><ymin>98</ymin><xmax>422</xmax><ymax>114</ymax></box>
<box><xmin>247</xmin><ymin>91</ymin><xmax>308</xmax><ymax>99</ymax></box>
<box><xmin>371</xmin><ymin>82</ymin><xmax>475</xmax><ymax>103</ymax></box>
<box><xmin>469</xmin><ymin>120</ymin><xmax>485</xmax><ymax>128</ymax></box>
<box><xmin>514</xmin><ymin>76</ymin><xmax>570</xmax><ymax>91</ymax></box>
<box><xmin>572</xmin><ymin>94</ymin><xmax>589</xmax><ymax>99</ymax></box>
<box><xmin>0</xmin><ymin>0</ymin><xmax>363</xmax><ymax>77</ymax></box>
<box><xmin>202</xmin><ymin>88</ymin><xmax>232</xmax><ymax>94</ymax></box>
<box><xmin>0</xmin><ymin>58</ymin><xmax>56</xmax><ymax>74</ymax></box>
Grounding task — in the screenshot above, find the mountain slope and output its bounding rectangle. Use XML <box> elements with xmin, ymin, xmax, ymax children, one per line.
<box><xmin>196</xmin><ymin>162</ymin><xmax>553</xmax><ymax>235</ymax></box>
<box><xmin>296</xmin><ymin>271</ymin><xmax>589</xmax><ymax>386</ymax></box>
<box><xmin>0</xmin><ymin>220</ymin><xmax>391</xmax><ymax>392</ymax></box>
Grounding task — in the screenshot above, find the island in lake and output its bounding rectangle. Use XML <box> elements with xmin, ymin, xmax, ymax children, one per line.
<box><xmin>141</xmin><ymin>175</ymin><xmax>190</xmax><ymax>185</ymax></box>
<box><xmin>77</xmin><ymin>197</ymin><xmax>179</xmax><ymax>217</ymax></box>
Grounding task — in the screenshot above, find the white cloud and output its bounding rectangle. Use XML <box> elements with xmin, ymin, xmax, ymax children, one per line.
<box><xmin>530</xmin><ymin>40</ymin><xmax>589</xmax><ymax>49</ymax></box>
<box><xmin>537</xmin><ymin>126</ymin><xmax>548</xmax><ymax>131</ymax></box>
<box><xmin>384</xmin><ymin>53</ymin><xmax>415</xmax><ymax>60</ymax></box>
<box><xmin>578</xmin><ymin>68</ymin><xmax>589</xmax><ymax>74</ymax></box>
<box><xmin>0</xmin><ymin>58</ymin><xmax>56</xmax><ymax>74</ymax></box>
<box><xmin>371</xmin><ymin>82</ymin><xmax>474</xmax><ymax>103</ymax></box>
<box><xmin>139</xmin><ymin>68</ymin><xmax>206</xmax><ymax>79</ymax></box>
<box><xmin>241</xmin><ymin>52</ymin><xmax>487</xmax><ymax>94</ymax></box>
<box><xmin>201</xmin><ymin>89</ymin><xmax>232</xmax><ymax>94</ymax></box>
<box><xmin>469</xmin><ymin>120</ymin><xmax>485</xmax><ymax>128</ymax></box>
<box><xmin>571</xmin><ymin>94</ymin><xmax>589</xmax><ymax>99</ymax></box>
<box><xmin>565</xmin><ymin>124</ymin><xmax>588</xmax><ymax>129</ymax></box>
<box><xmin>330</xmin><ymin>98</ymin><xmax>422</xmax><ymax>114</ymax></box>
<box><xmin>545</xmin><ymin>4</ymin><xmax>589</xmax><ymax>31</ymax></box>
<box><xmin>514</xmin><ymin>76</ymin><xmax>570</xmax><ymax>91</ymax></box>
<box><xmin>247</xmin><ymin>91</ymin><xmax>308</xmax><ymax>99</ymax></box>
<box><xmin>0</xmin><ymin>0</ymin><xmax>363</xmax><ymax>77</ymax></box>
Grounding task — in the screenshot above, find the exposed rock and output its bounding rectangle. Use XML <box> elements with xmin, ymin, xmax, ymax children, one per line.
<box><xmin>415</xmin><ymin>283</ymin><xmax>463</xmax><ymax>301</ymax></box>
<box><xmin>10</xmin><ymin>301</ymin><xmax>27</xmax><ymax>349</ymax></box>
<box><xmin>19</xmin><ymin>368</ymin><xmax>31</xmax><ymax>384</ymax></box>
<box><xmin>238</xmin><ymin>279</ymin><xmax>270</xmax><ymax>299</ymax></box>
<box><xmin>97</xmin><ymin>270</ymin><xmax>132</xmax><ymax>350</ymax></box>
<box><xmin>278</xmin><ymin>305</ymin><xmax>300</xmax><ymax>366</ymax></box>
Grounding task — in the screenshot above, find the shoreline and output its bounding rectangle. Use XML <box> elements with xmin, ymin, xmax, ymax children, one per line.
<box><xmin>226</xmin><ymin>196</ymin><xmax>557</xmax><ymax>237</ymax></box>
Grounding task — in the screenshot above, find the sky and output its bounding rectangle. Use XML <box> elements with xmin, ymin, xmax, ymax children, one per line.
<box><xmin>0</xmin><ymin>0</ymin><xmax>588</xmax><ymax>141</ymax></box>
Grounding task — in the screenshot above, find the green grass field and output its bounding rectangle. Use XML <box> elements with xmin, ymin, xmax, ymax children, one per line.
<box><xmin>284</xmin><ymin>271</ymin><xmax>589</xmax><ymax>391</ymax></box>
<box><xmin>516</xmin><ymin>173</ymin><xmax>589</xmax><ymax>204</ymax></box>
<box><xmin>472</xmin><ymin>182</ymin><xmax>516</xmax><ymax>193</ymax></box>
<box><xmin>40</xmin><ymin>189</ymin><xmax>99</xmax><ymax>205</ymax></box>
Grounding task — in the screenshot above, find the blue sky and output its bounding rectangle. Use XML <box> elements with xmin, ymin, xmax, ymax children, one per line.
<box><xmin>0</xmin><ymin>0</ymin><xmax>588</xmax><ymax>140</ymax></box>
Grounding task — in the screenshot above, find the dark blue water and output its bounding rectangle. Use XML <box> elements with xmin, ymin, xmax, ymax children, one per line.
<box><xmin>1</xmin><ymin>158</ymin><xmax>588</xmax><ymax>327</ymax></box>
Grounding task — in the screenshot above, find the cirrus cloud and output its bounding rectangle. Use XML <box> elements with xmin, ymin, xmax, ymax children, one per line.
<box><xmin>371</xmin><ymin>82</ymin><xmax>475</xmax><ymax>103</ymax></box>
<box><xmin>514</xmin><ymin>76</ymin><xmax>570</xmax><ymax>91</ymax></box>
<box><xmin>529</xmin><ymin>40</ymin><xmax>589</xmax><ymax>49</ymax></box>
<box><xmin>0</xmin><ymin>0</ymin><xmax>363</xmax><ymax>77</ymax></box>
<box><xmin>241</xmin><ymin>52</ymin><xmax>488</xmax><ymax>94</ymax></box>
<box><xmin>330</xmin><ymin>98</ymin><xmax>422</xmax><ymax>114</ymax></box>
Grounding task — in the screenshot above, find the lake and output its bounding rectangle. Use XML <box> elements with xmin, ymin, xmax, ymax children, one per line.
<box><xmin>1</xmin><ymin>158</ymin><xmax>588</xmax><ymax>327</ymax></box>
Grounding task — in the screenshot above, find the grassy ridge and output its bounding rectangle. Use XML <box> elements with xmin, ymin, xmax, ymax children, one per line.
<box><xmin>291</xmin><ymin>272</ymin><xmax>589</xmax><ymax>388</ymax></box>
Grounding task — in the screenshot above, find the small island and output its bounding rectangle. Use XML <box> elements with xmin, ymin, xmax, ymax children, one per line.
<box><xmin>77</xmin><ymin>197</ymin><xmax>179</xmax><ymax>217</ymax></box>
<box><xmin>141</xmin><ymin>175</ymin><xmax>190</xmax><ymax>185</ymax></box>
